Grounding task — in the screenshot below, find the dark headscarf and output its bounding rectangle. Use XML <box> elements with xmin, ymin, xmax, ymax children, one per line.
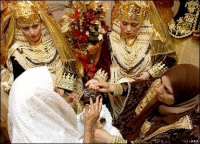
<box><xmin>120</xmin><ymin>64</ymin><xmax>200</xmax><ymax>141</ymax></box>
<box><xmin>164</xmin><ymin>64</ymin><xmax>199</xmax><ymax>104</ymax></box>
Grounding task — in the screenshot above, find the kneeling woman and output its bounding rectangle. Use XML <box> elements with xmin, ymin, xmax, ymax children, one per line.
<box><xmin>8</xmin><ymin>66</ymin><xmax>102</xmax><ymax>143</ymax></box>
<box><xmin>87</xmin><ymin>64</ymin><xmax>199</xmax><ymax>143</ymax></box>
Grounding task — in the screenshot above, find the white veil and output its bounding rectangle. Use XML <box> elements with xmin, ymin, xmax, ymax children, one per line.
<box><xmin>8</xmin><ymin>66</ymin><xmax>79</xmax><ymax>143</ymax></box>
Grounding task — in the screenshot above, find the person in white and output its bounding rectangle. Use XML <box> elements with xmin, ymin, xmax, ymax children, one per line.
<box><xmin>8</xmin><ymin>66</ymin><xmax>122</xmax><ymax>143</ymax></box>
<box><xmin>8</xmin><ymin>66</ymin><xmax>79</xmax><ymax>143</ymax></box>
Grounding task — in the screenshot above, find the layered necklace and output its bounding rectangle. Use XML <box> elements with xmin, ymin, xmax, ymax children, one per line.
<box><xmin>109</xmin><ymin>23</ymin><xmax>152</xmax><ymax>83</ymax></box>
<box><xmin>12</xmin><ymin>24</ymin><xmax>64</xmax><ymax>82</ymax></box>
<box><xmin>113</xmin><ymin>37</ymin><xmax>150</xmax><ymax>71</ymax></box>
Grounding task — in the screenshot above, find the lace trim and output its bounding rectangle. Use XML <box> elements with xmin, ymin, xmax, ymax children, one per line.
<box><xmin>135</xmin><ymin>79</ymin><xmax>160</xmax><ymax>115</ymax></box>
<box><xmin>142</xmin><ymin>115</ymin><xmax>193</xmax><ymax>141</ymax></box>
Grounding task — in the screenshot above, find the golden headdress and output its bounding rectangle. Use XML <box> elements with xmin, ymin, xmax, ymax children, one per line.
<box><xmin>14</xmin><ymin>1</ymin><xmax>40</xmax><ymax>27</ymax></box>
<box><xmin>5</xmin><ymin>1</ymin><xmax>77</xmax><ymax>73</ymax></box>
<box><xmin>111</xmin><ymin>1</ymin><xmax>176</xmax><ymax>56</ymax></box>
<box><xmin>116</xmin><ymin>1</ymin><xmax>149</xmax><ymax>23</ymax></box>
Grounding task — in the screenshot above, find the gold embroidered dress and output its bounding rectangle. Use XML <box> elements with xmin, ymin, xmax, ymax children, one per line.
<box><xmin>107</xmin><ymin>1</ymin><xmax>177</xmax><ymax>119</ymax></box>
<box><xmin>109</xmin><ymin>20</ymin><xmax>152</xmax><ymax>84</ymax></box>
<box><xmin>110</xmin><ymin>1</ymin><xmax>177</xmax><ymax>84</ymax></box>
<box><xmin>8</xmin><ymin>24</ymin><xmax>65</xmax><ymax>85</ymax></box>
<box><xmin>168</xmin><ymin>0</ymin><xmax>199</xmax><ymax>67</ymax></box>
<box><xmin>1</xmin><ymin>1</ymin><xmax>77</xmax><ymax>93</ymax></box>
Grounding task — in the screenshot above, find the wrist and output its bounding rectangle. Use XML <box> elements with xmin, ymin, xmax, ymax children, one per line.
<box><xmin>106</xmin><ymin>134</ymin><xmax>113</xmax><ymax>143</ymax></box>
<box><xmin>84</xmin><ymin>126</ymin><xmax>93</xmax><ymax>133</ymax></box>
<box><xmin>109</xmin><ymin>85</ymin><xmax>114</xmax><ymax>93</ymax></box>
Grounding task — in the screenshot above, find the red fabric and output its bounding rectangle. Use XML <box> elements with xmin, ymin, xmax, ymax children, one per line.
<box><xmin>96</xmin><ymin>34</ymin><xmax>111</xmax><ymax>79</ymax></box>
<box><xmin>153</xmin><ymin>0</ymin><xmax>174</xmax><ymax>8</ymax></box>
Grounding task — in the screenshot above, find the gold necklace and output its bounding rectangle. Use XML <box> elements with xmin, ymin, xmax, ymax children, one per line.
<box><xmin>12</xmin><ymin>25</ymin><xmax>65</xmax><ymax>82</ymax></box>
<box><xmin>28</xmin><ymin>36</ymin><xmax>42</xmax><ymax>46</ymax></box>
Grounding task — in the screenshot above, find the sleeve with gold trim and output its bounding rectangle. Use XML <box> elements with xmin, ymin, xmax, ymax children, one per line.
<box><xmin>148</xmin><ymin>52</ymin><xmax>177</xmax><ymax>78</ymax></box>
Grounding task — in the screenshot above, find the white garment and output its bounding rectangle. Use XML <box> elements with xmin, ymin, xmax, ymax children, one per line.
<box><xmin>77</xmin><ymin>105</ymin><xmax>122</xmax><ymax>142</ymax></box>
<box><xmin>8</xmin><ymin>66</ymin><xmax>79</xmax><ymax>143</ymax></box>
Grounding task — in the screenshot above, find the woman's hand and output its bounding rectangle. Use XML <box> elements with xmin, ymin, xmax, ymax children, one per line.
<box><xmin>85</xmin><ymin>78</ymin><xmax>100</xmax><ymax>86</ymax></box>
<box><xmin>135</xmin><ymin>72</ymin><xmax>150</xmax><ymax>80</ymax></box>
<box><xmin>83</xmin><ymin>96</ymin><xmax>103</xmax><ymax>143</ymax></box>
<box><xmin>55</xmin><ymin>88</ymin><xmax>64</xmax><ymax>97</ymax></box>
<box><xmin>65</xmin><ymin>92</ymin><xmax>79</xmax><ymax>107</ymax></box>
<box><xmin>93</xmin><ymin>128</ymin><xmax>113</xmax><ymax>143</ymax></box>
<box><xmin>85</xmin><ymin>78</ymin><xmax>100</xmax><ymax>93</ymax></box>
<box><xmin>193</xmin><ymin>29</ymin><xmax>200</xmax><ymax>40</ymax></box>
<box><xmin>86</xmin><ymin>77</ymin><xmax>114</xmax><ymax>93</ymax></box>
<box><xmin>83</xmin><ymin>96</ymin><xmax>103</xmax><ymax>132</ymax></box>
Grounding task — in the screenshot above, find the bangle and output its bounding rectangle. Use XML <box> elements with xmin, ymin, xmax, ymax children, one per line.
<box><xmin>148</xmin><ymin>62</ymin><xmax>168</xmax><ymax>78</ymax></box>
<box><xmin>95</xmin><ymin>69</ymin><xmax>108</xmax><ymax>81</ymax></box>
<box><xmin>111</xmin><ymin>135</ymin><xmax>127</xmax><ymax>143</ymax></box>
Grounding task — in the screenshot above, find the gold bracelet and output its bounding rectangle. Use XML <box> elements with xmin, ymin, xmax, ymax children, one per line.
<box><xmin>148</xmin><ymin>62</ymin><xmax>168</xmax><ymax>78</ymax></box>
<box><xmin>94</xmin><ymin>68</ymin><xmax>108</xmax><ymax>82</ymax></box>
<box><xmin>111</xmin><ymin>84</ymin><xmax>123</xmax><ymax>96</ymax></box>
<box><xmin>111</xmin><ymin>135</ymin><xmax>127</xmax><ymax>143</ymax></box>
<box><xmin>57</xmin><ymin>72</ymin><xmax>76</xmax><ymax>91</ymax></box>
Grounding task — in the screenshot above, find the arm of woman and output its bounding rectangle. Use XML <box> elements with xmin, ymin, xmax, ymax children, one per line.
<box><xmin>64</xmin><ymin>92</ymin><xmax>79</xmax><ymax>107</ymax></box>
<box><xmin>147</xmin><ymin>52</ymin><xmax>177</xmax><ymax>78</ymax></box>
<box><xmin>86</xmin><ymin>77</ymin><xmax>155</xmax><ymax>100</ymax></box>
<box><xmin>83</xmin><ymin>96</ymin><xmax>103</xmax><ymax>143</ymax></box>
<box><xmin>93</xmin><ymin>129</ymin><xmax>113</xmax><ymax>143</ymax></box>
<box><xmin>94</xmin><ymin>129</ymin><xmax>127</xmax><ymax>143</ymax></box>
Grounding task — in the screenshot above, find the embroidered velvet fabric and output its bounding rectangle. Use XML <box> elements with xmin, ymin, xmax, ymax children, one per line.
<box><xmin>114</xmin><ymin>79</ymin><xmax>199</xmax><ymax>143</ymax></box>
<box><xmin>113</xmin><ymin>79</ymin><xmax>155</xmax><ymax>136</ymax></box>
<box><xmin>146</xmin><ymin>104</ymin><xmax>200</xmax><ymax>143</ymax></box>
<box><xmin>168</xmin><ymin>0</ymin><xmax>200</xmax><ymax>38</ymax></box>
<box><xmin>113</xmin><ymin>64</ymin><xmax>199</xmax><ymax>142</ymax></box>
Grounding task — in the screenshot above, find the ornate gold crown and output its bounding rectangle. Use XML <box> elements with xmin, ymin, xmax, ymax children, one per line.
<box><xmin>14</xmin><ymin>1</ymin><xmax>40</xmax><ymax>27</ymax></box>
<box><xmin>117</xmin><ymin>1</ymin><xmax>149</xmax><ymax>23</ymax></box>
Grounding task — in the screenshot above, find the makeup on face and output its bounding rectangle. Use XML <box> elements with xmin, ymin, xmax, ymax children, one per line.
<box><xmin>120</xmin><ymin>20</ymin><xmax>141</xmax><ymax>38</ymax></box>
<box><xmin>20</xmin><ymin>21</ymin><xmax>42</xmax><ymax>43</ymax></box>
<box><xmin>156</xmin><ymin>76</ymin><xmax>175</xmax><ymax>105</ymax></box>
